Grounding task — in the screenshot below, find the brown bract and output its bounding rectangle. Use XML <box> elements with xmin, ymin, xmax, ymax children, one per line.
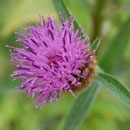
<box><xmin>70</xmin><ymin>54</ymin><xmax>97</xmax><ymax>91</ymax></box>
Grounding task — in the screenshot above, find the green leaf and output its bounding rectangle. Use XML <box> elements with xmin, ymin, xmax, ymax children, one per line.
<box><xmin>100</xmin><ymin>17</ymin><xmax>130</xmax><ymax>72</ymax></box>
<box><xmin>52</xmin><ymin>0</ymin><xmax>69</xmax><ymax>19</ymax></box>
<box><xmin>62</xmin><ymin>81</ymin><xmax>100</xmax><ymax>130</ymax></box>
<box><xmin>52</xmin><ymin>0</ymin><xmax>79</xmax><ymax>30</ymax></box>
<box><xmin>65</xmin><ymin>0</ymin><xmax>91</xmax><ymax>33</ymax></box>
<box><xmin>91</xmin><ymin>38</ymin><xmax>101</xmax><ymax>51</ymax></box>
<box><xmin>96</xmin><ymin>72</ymin><xmax>130</xmax><ymax>108</ymax></box>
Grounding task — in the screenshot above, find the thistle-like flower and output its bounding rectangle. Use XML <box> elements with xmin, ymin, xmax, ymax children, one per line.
<box><xmin>8</xmin><ymin>16</ymin><xmax>96</xmax><ymax>107</ymax></box>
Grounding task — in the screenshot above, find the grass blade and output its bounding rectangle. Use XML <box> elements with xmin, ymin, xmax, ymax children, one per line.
<box><xmin>96</xmin><ymin>72</ymin><xmax>130</xmax><ymax>108</ymax></box>
<box><xmin>52</xmin><ymin>0</ymin><xmax>79</xmax><ymax>30</ymax></box>
<box><xmin>62</xmin><ymin>81</ymin><xmax>100</xmax><ymax>130</ymax></box>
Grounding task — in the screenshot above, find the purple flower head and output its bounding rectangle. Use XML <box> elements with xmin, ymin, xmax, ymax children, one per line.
<box><xmin>8</xmin><ymin>15</ymin><xmax>96</xmax><ymax>107</ymax></box>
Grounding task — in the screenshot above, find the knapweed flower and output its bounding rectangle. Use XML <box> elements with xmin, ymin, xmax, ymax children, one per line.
<box><xmin>8</xmin><ymin>15</ymin><xmax>96</xmax><ymax>107</ymax></box>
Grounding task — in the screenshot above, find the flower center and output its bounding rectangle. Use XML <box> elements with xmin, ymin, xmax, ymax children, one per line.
<box><xmin>47</xmin><ymin>54</ymin><xmax>63</xmax><ymax>68</ymax></box>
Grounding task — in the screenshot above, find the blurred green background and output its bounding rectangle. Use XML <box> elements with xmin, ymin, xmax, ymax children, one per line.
<box><xmin>0</xmin><ymin>0</ymin><xmax>130</xmax><ymax>130</ymax></box>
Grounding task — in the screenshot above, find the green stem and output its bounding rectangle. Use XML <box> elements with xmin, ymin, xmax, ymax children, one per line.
<box><xmin>91</xmin><ymin>0</ymin><xmax>106</xmax><ymax>41</ymax></box>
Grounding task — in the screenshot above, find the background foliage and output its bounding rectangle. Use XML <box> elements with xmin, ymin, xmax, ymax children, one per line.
<box><xmin>0</xmin><ymin>0</ymin><xmax>130</xmax><ymax>130</ymax></box>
